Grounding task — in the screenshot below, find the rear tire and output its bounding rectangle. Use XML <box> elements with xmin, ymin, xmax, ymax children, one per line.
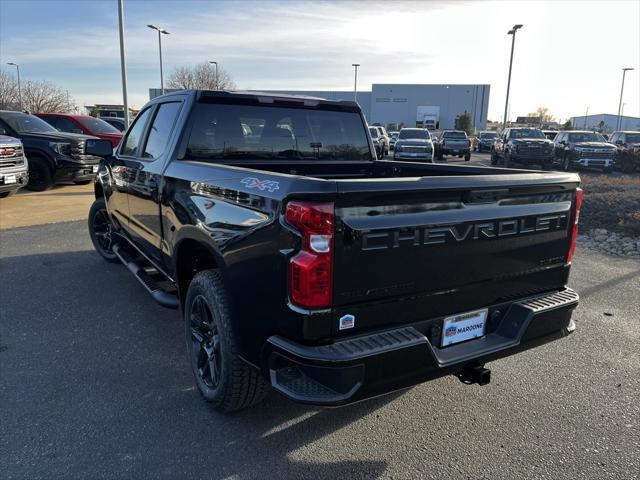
<box><xmin>490</xmin><ymin>151</ymin><xmax>498</xmax><ymax>165</ymax></box>
<box><xmin>185</xmin><ymin>269</ymin><xmax>269</xmax><ymax>412</ymax></box>
<box><xmin>88</xmin><ymin>197</ymin><xmax>119</xmax><ymax>263</ymax></box>
<box><xmin>74</xmin><ymin>179</ymin><xmax>92</xmax><ymax>185</ymax></box>
<box><xmin>0</xmin><ymin>190</ymin><xmax>16</xmax><ymax>198</ymax></box>
<box><xmin>26</xmin><ymin>156</ymin><xmax>54</xmax><ymax>191</ymax></box>
<box><xmin>464</xmin><ymin>152</ymin><xmax>471</xmax><ymax>161</ymax></box>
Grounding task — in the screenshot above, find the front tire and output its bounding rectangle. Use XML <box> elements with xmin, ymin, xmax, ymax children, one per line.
<box><xmin>0</xmin><ymin>190</ymin><xmax>16</xmax><ymax>198</ymax></box>
<box><xmin>88</xmin><ymin>197</ymin><xmax>118</xmax><ymax>263</ymax></box>
<box><xmin>26</xmin><ymin>156</ymin><xmax>54</xmax><ymax>191</ymax></box>
<box><xmin>464</xmin><ymin>152</ymin><xmax>471</xmax><ymax>161</ymax></box>
<box><xmin>185</xmin><ymin>270</ymin><xmax>269</xmax><ymax>412</ymax></box>
<box><xmin>74</xmin><ymin>179</ymin><xmax>92</xmax><ymax>185</ymax></box>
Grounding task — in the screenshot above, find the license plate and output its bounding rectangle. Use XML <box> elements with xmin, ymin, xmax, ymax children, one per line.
<box><xmin>3</xmin><ymin>174</ymin><xmax>16</xmax><ymax>184</ymax></box>
<box><xmin>92</xmin><ymin>165</ymin><xmax>99</xmax><ymax>173</ymax></box>
<box><xmin>441</xmin><ymin>308</ymin><xmax>488</xmax><ymax>347</ymax></box>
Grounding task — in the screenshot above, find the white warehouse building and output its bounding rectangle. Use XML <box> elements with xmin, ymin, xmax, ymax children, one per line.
<box><xmin>569</xmin><ymin>113</ymin><xmax>640</xmax><ymax>132</ymax></box>
<box><xmin>150</xmin><ymin>83</ymin><xmax>491</xmax><ymax>131</ymax></box>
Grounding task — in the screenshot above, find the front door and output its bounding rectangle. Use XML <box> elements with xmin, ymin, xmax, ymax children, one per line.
<box><xmin>119</xmin><ymin>100</ymin><xmax>184</xmax><ymax>264</ymax></box>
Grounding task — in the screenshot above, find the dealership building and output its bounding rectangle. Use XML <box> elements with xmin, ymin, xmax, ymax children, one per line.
<box><xmin>150</xmin><ymin>83</ymin><xmax>491</xmax><ymax>130</ymax></box>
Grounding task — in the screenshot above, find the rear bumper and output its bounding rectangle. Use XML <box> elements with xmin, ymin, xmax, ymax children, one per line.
<box><xmin>441</xmin><ymin>147</ymin><xmax>470</xmax><ymax>155</ymax></box>
<box><xmin>262</xmin><ymin>288</ymin><xmax>579</xmax><ymax>406</ymax></box>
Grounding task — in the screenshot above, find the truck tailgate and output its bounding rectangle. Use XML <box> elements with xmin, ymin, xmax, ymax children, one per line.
<box><xmin>332</xmin><ymin>173</ymin><xmax>580</xmax><ymax>333</ymax></box>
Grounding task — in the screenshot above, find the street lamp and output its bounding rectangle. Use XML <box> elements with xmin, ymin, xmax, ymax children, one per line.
<box><xmin>352</xmin><ymin>63</ymin><xmax>360</xmax><ymax>102</ymax></box>
<box><xmin>7</xmin><ymin>62</ymin><xmax>22</xmax><ymax>110</ymax></box>
<box><xmin>616</xmin><ymin>67</ymin><xmax>634</xmax><ymax>130</ymax></box>
<box><xmin>118</xmin><ymin>0</ymin><xmax>130</xmax><ymax>128</ymax></box>
<box><xmin>502</xmin><ymin>24</ymin><xmax>523</xmax><ymax>130</ymax></box>
<box><xmin>147</xmin><ymin>24</ymin><xmax>170</xmax><ymax>95</ymax></box>
<box><xmin>209</xmin><ymin>61</ymin><xmax>218</xmax><ymax>89</ymax></box>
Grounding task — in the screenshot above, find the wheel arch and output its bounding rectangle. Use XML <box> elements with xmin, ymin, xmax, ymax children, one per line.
<box><xmin>173</xmin><ymin>233</ymin><xmax>226</xmax><ymax>309</ymax></box>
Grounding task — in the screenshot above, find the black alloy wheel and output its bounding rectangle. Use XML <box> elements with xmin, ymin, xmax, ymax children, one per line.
<box><xmin>88</xmin><ymin>198</ymin><xmax>118</xmax><ymax>262</ymax></box>
<box><xmin>189</xmin><ymin>295</ymin><xmax>222</xmax><ymax>390</ymax></box>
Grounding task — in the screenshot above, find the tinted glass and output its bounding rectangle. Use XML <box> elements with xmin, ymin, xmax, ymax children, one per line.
<box><xmin>143</xmin><ymin>102</ymin><xmax>182</xmax><ymax>159</ymax></box>
<box><xmin>442</xmin><ymin>131</ymin><xmax>467</xmax><ymax>139</ymax></box>
<box><xmin>479</xmin><ymin>132</ymin><xmax>497</xmax><ymax>139</ymax></box>
<box><xmin>568</xmin><ymin>132</ymin><xmax>606</xmax><ymax>142</ymax></box>
<box><xmin>121</xmin><ymin>108</ymin><xmax>152</xmax><ymax>156</ymax></box>
<box><xmin>369</xmin><ymin>127</ymin><xmax>379</xmax><ymax>138</ymax></box>
<box><xmin>509</xmin><ymin>129</ymin><xmax>545</xmax><ymax>139</ymax></box>
<box><xmin>104</xmin><ymin>118</ymin><xmax>125</xmax><ymax>131</ymax></box>
<box><xmin>78</xmin><ymin>117</ymin><xmax>120</xmax><ymax>134</ymax></box>
<box><xmin>398</xmin><ymin>129</ymin><xmax>429</xmax><ymax>139</ymax></box>
<box><xmin>625</xmin><ymin>133</ymin><xmax>640</xmax><ymax>143</ymax></box>
<box><xmin>184</xmin><ymin>103</ymin><xmax>371</xmax><ymax>161</ymax></box>
<box><xmin>0</xmin><ymin>112</ymin><xmax>58</xmax><ymax>134</ymax></box>
<box><xmin>55</xmin><ymin>117</ymin><xmax>83</xmax><ymax>134</ymax></box>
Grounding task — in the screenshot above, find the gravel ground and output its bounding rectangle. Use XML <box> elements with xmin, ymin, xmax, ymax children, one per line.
<box><xmin>1</xmin><ymin>221</ymin><xmax>638</xmax><ymax>480</ymax></box>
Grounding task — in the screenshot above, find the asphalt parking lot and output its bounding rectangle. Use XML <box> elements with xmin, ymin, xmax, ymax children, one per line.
<box><xmin>1</xmin><ymin>177</ymin><xmax>639</xmax><ymax>480</ymax></box>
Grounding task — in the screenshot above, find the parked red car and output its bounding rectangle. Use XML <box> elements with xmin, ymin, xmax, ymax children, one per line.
<box><xmin>36</xmin><ymin>113</ymin><xmax>122</xmax><ymax>148</ymax></box>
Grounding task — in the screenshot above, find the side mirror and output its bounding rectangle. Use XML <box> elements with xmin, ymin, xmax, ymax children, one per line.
<box><xmin>85</xmin><ymin>138</ymin><xmax>113</xmax><ymax>157</ymax></box>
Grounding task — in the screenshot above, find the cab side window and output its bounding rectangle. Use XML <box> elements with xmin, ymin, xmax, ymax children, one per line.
<box><xmin>121</xmin><ymin>108</ymin><xmax>152</xmax><ymax>157</ymax></box>
<box><xmin>142</xmin><ymin>102</ymin><xmax>182</xmax><ymax>159</ymax></box>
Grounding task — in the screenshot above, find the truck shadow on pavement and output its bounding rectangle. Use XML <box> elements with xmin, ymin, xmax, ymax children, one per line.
<box><xmin>0</xmin><ymin>249</ymin><xmax>393</xmax><ymax>479</ymax></box>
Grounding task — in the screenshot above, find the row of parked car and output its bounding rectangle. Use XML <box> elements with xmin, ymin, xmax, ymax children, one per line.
<box><xmin>475</xmin><ymin>127</ymin><xmax>640</xmax><ymax>173</ymax></box>
<box><xmin>368</xmin><ymin>125</ymin><xmax>472</xmax><ymax>162</ymax></box>
<box><xmin>0</xmin><ymin>110</ymin><xmax>124</xmax><ymax>196</ymax></box>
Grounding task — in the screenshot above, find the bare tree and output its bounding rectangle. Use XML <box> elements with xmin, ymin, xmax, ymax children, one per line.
<box><xmin>0</xmin><ymin>71</ymin><xmax>20</xmax><ymax>110</ymax></box>
<box><xmin>0</xmin><ymin>72</ymin><xmax>76</xmax><ymax>113</ymax></box>
<box><xmin>167</xmin><ymin>62</ymin><xmax>236</xmax><ymax>90</ymax></box>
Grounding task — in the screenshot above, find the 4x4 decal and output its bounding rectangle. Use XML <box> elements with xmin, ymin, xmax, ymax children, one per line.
<box><xmin>241</xmin><ymin>177</ymin><xmax>280</xmax><ymax>192</ymax></box>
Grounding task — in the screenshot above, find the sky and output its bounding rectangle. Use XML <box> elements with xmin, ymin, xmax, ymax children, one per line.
<box><xmin>0</xmin><ymin>0</ymin><xmax>638</xmax><ymax>122</ymax></box>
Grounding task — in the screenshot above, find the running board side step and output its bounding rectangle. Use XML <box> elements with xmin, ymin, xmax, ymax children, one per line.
<box><xmin>112</xmin><ymin>243</ymin><xmax>179</xmax><ymax>309</ymax></box>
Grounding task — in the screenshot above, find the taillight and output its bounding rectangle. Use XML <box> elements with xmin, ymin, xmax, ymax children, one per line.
<box><xmin>286</xmin><ymin>201</ymin><xmax>334</xmax><ymax>309</ymax></box>
<box><xmin>566</xmin><ymin>188</ymin><xmax>583</xmax><ymax>265</ymax></box>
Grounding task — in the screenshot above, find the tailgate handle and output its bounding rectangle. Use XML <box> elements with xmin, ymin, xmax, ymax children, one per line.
<box><xmin>466</xmin><ymin>189</ymin><xmax>509</xmax><ymax>204</ymax></box>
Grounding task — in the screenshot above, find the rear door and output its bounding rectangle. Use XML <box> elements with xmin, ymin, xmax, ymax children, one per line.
<box><xmin>331</xmin><ymin>174</ymin><xmax>580</xmax><ymax>332</ymax></box>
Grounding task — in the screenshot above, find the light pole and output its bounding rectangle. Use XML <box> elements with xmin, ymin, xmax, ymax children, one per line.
<box><xmin>118</xmin><ymin>0</ymin><xmax>130</xmax><ymax>128</ymax></box>
<box><xmin>209</xmin><ymin>61</ymin><xmax>218</xmax><ymax>89</ymax></box>
<box><xmin>502</xmin><ymin>24</ymin><xmax>523</xmax><ymax>131</ymax></box>
<box><xmin>616</xmin><ymin>67</ymin><xmax>634</xmax><ymax>130</ymax></box>
<box><xmin>352</xmin><ymin>63</ymin><xmax>360</xmax><ymax>102</ymax></box>
<box><xmin>147</xmin><ymin>24</ymin><xmax>170</xmax><ymax>95</ymax></box>
<box><xmin>7</xmin><ymin>62</ymin><xmax>22</xmax><ymax>110</ymax></box>
<box><xmin>584</xmin><ymin>106</ymin><xmax>588</xmax><ymax>129</ymax></box>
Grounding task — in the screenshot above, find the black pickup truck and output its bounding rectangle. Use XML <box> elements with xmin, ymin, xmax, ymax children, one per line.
<box><xmin>0</xmin><ymin>110</ymin><xmax>103</xmax><ymax>190</ymax></box>
<box><xmin>86</xmin><ymin>90</ymin><xmax>582</xmax><ymax>412</ymax></box>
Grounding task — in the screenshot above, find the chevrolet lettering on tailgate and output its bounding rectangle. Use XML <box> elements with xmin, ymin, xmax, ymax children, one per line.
<box><xmin>361</xmin><ymin>213</ymin><xmax>568</xmax><ymax>251</ymax></box>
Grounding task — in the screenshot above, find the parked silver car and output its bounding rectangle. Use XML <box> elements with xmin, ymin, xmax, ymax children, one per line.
<box><xmin>0</xmin><ymin>135</ymin><xmax>28</xmax><ymax>198</ymax></box>
<box><xmin>393</xmin><ymin>128</ymin><xmax>434</xmax><ymax>162</ymax></box>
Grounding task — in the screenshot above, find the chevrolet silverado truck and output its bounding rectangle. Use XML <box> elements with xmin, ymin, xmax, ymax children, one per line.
<box><xmin>393</xmin><ymin>128</ymin><xmax>434</xmax><ymax>162</ymax></box>
<box><xmin>492</xmin><ymin>128</ymin><xmax>555</xmax><ymax>169</ymax></box>
<box><xmin>553</xmin><ymin>130</ymin><xmax>616</xmax><ymax>173</ymax></box>
<box><xmin>609</xmin><ymin>130</ymin><xmax>640</xmax><ymax>173</ymax></box>
<box><xmin>0</xmin><ymin>110</ymin><xmax>102</xmax><ymax>191</ymax></box>
<box><xmin>87</xmin><ymin>90</ymin><xmax>582</xmax><ymax>413</ymax></box>
<box><xmin>0</xmin><ymin>135</ymin><xmax>28</xmax><ymax>198</ymax></box>
<box><xmin>435</xmin><ymin>130</ymin><xmax>471</xmax><ymax>161</ymax></box>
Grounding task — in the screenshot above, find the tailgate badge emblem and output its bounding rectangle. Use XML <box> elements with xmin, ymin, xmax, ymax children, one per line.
<box><xmin>339</xmin><ymin>314</ymin><xmax>355</xmax><ymax>330</ymax></box>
